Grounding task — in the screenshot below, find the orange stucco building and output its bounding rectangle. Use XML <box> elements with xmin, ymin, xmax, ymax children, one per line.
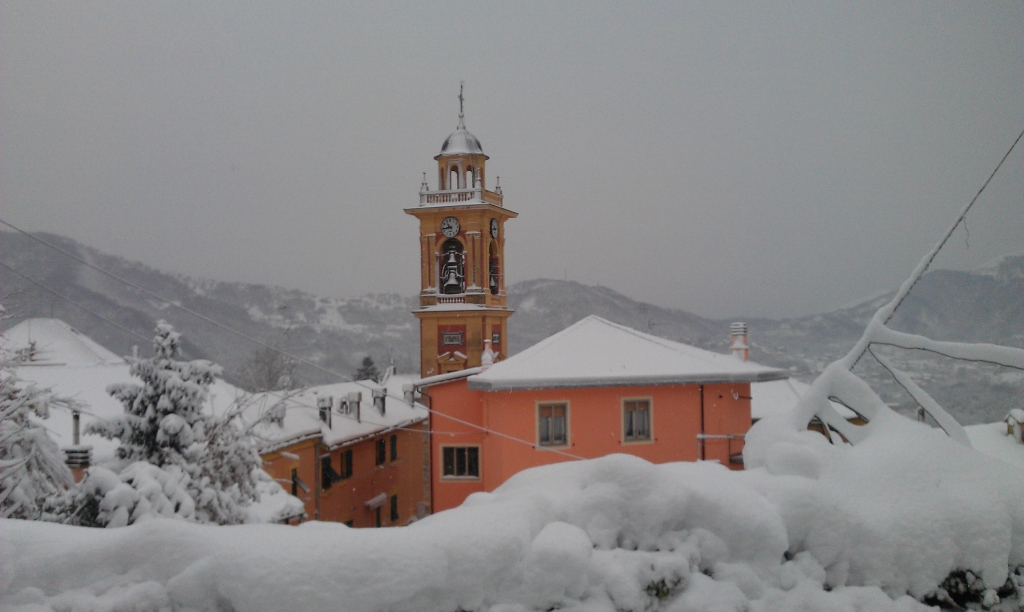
<box><xmin>416</xmin><ymin>316</ymin><xmax>788</xmax><ymax>513</ymax></box>
<box><xmin>256</xmin><ymin>379</ymin><xmax>430</xmax><ymax>526</ymax></box>
<box><xmin>405</xmin><ymin>99</ymin><xmax>789</xmax><ymax>514</ymax></box>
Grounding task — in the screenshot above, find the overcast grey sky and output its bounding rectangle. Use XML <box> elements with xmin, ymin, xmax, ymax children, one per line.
<box><xmin>2</xmin><ymin>2</ymin><xmax>1021</xmax><ymax>318</ymax></box>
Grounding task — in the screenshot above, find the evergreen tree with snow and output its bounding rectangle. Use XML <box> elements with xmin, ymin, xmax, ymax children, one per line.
<box><xmin>0</xmin><ymin>365</ymin><xmax>75</xmax><ymax>520</ymax></box>
<box><xmin>355</xmin><ymin>356</ymin><xmax>381</xmax><ymax>382</ymax></box>
<box><xmin>85</xmin><ymin>321</ymin><xmax>262</xmax><ymax>525</ymax></box>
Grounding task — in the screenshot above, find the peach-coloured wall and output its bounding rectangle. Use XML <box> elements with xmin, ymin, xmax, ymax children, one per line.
<box><xmin>482</xmin><ymin>384</ymin><xmax>704</xmax><ymax>490</ymax></box>
<box><xmin>261</xmin><ymin>439</ymin><xmax>317</xmax><ymax>522</ymax></box>
<box><xmin>424</xmin><ymin>379</ymin><xmax>487</xmax><ymax>513</ymax></box>
<box><xmin>261</xmin><ymin>423</ymin><xmax>429</xmax><ymax>526</ymax></box>
<box><xmin>428</xmin><ymin>380</ymin><xmax>755</xmax><ymax>513</ymax></box>
<box><xmin>700</xmin><ymin>383</ymin><xmax>751</xmax><ymax>468</ymax></box>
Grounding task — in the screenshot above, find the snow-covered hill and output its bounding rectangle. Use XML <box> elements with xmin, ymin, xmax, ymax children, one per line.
<box><xmin>2</xmin><ymin>231</ymin><xmax>1020</xmax><ymax>423</ymax></box>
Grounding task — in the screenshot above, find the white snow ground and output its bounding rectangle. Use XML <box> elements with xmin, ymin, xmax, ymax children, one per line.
<box><xmin>2</xmin><ymin>410</ymin><xmax>1023</xmax><ymax>612</ymax></box>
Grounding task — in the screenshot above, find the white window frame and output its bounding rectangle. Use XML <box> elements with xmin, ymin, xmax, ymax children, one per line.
<box><xmin>536</xmin><ymin>401</ymin><xmax>570</xmax><ymax>448</ymax></box>
<box><xmin>440</xmin><ymin>445</ymin><xmax>481</xmax><ymax>480</ymax></box>
<box><xmin>622</xmin><ymin>397</ymin><xmax>653</xmax><ymax>444</ymax></box>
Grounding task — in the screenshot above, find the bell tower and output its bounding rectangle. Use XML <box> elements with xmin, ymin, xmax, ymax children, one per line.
<box><xmin>406</xmin><ymin>88</ymin><xmax>517</xmax><ymax>377</ymax></box>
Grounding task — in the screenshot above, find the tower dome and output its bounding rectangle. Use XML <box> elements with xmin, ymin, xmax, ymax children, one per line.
<box><xmin>438</xmin><ymin>115</ymin><xmax>487</xmax><ymax>158</ymax></box>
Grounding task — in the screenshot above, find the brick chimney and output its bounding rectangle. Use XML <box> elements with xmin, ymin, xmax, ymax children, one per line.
<box><xmin>730</xmin><ymin>322</ymin><xmax>749</xmax><ymax>361</ymax></box>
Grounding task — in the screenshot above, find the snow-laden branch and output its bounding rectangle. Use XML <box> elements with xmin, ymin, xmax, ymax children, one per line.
<box><xmin>872</xmin><ymin>350</ymin><xmax>971</xmax><ymax>446</ymax></box>
<box><xmin>867</xmin><ymin>321</ymin><xmax>1024</xmax><ymax>370</ymax></box>
<box><xmin>775</xmin><ymin>136</ymin><xmax>1023</xmax><ymax>450</ymax></box>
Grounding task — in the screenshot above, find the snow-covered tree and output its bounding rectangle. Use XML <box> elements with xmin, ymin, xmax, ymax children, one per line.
<box><xmin>240</xmin><ymin>344</ymin><xmax>298</xmax><ymax>392</ymax></box>
<box><xmin>354</xmin><ymin>356</ymin><xmax>381</xmax><ymax>382</ymax></box>
<box><xmin>746</xmin><ymin>140</ymin><xmax>1024</xmax><ymax>464</ymax></box>
<box><xmin>85</xmin><ymin>321</ymin><xmax>264</xmax><ymax>525</ymax></box>
<box><xmin>0</xmin><ymin>365</ymin><xmax>74</xmax><ymax>520</ymax></box>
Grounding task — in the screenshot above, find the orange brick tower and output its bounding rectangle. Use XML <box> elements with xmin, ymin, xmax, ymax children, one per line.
<box><xmin>406</xmin><ymin>87</ymin><xmax>517</xmax><ymax>377</ymax></box>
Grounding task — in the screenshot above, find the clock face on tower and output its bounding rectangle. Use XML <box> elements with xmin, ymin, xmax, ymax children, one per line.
<box><xmin>440</xmin><ymin>217</ymin><xmax>460</xmax><ymax>238</ymax></box>
<box><xmin>490</xmin><ymin>218</ymin><xmax>499</xmax><ymax>238</ymax></box>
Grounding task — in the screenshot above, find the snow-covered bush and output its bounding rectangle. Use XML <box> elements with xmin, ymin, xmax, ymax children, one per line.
<box><xmin>84</xmin><ymin>321</ymin><xmax>265</xmax><ymax>525</ymax></box>
<box><xmin>0</xmin><ymin>367</ymin><xmax>74</xmax><ymax>520</ymax></box>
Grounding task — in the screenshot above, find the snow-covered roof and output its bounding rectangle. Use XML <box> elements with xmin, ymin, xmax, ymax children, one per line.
<box><xmin>414</xmin><ymin>367</ymin><xmax>482</xmax><ymax>389</ymax></box>
<box><xmin>1</xmin><ymin>319</ymin><xmax>246</xmax><ymax>462</ymax></box>
<box><xmin>966</xmin><ymin>421</ymin><xmax>1024</xmax><ymax>470</ymax></box>
<box><xmin>2</xmin><ymin>318</ymin><xmax>124</xmax><ymax>367</ymax></box>
<box><xmin>437</xmin><ymin>115</ymin><xmax>486</xmax><ymax>158</ymax></box>
<box><xmin>751</xmin><ymin>378</ymin><xmax>856</xmax><ymax>421</ymax></box>
<box><xmin>250</xmin><ymin>374</ymin><xmax>428</xmax><ymax>453</ymax></box>
<box><xmin>467</xmin><ymin>315</ymin><xmax>789</xmax><ymax>391</ymax></box>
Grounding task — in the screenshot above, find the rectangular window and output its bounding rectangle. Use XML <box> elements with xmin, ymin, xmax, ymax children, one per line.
<box><xmin>538</xmin><ymin>403</ymin><xmax>568</xmax><ymax>446</ymax></box>
<box><xmin>343</xmin><ymin>449</ymin><xmax>353</xmax><ymax>478</ymax></box>
<box><xmin>623</xmin><ymin>399</ymin><xmax>652</xmax><ymax>441</ymax></box>
<box><xmin>321</xmin><ymin>456</ymin><xmax>341</xmax><ymax>490</ymax></box>
<box><xmin>442</xmin><ymin>446</ymin><xmax>480</xmax><ymax>478</ymax></box>
<box><xmin>492</xmin><ymin>332</ymin><xmax>501</xmax><ymax>346</ymax></box>
<box><xmin>291</xmin><ymin>468</ymin><xmax>298</xmax><ymax>496</ymax></box>
<box><xmin>375</xmin><ymin>506</ymin><xmax>381</xmax><ymax>528</ymax></box>
<box><xmin>376</xmin><ymin>439</ymin><xmax>387</xmax><ymax>466</ymax></box>
<box><xmin>344</xmin><ymin>520</ymin><xmax>354</xmax><ymax>527</ymax></box>
<box><xmin>390</xmin><ymin>434</ymin><xmax>398</xmax><ymax>461</ymax></box>
<box><xmin>390</xmin><ymin>494</ymin><xmax>399</xmax><ymax>522</ymax></box>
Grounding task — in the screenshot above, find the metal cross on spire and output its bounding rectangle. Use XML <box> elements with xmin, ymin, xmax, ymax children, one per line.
<box><xmin>458</xmin><ymin>80</ymin><xmax>464</xmax><ymax>117</ymax></box>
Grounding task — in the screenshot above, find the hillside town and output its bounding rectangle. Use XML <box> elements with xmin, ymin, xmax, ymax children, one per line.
<box><xmin>2</xmin><ymin>4</ymin><xmax>1023</xmax><ymax>611</ymax></box>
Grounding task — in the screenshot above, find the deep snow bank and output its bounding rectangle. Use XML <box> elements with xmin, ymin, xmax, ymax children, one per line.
<box><xmin>2</xmin><ymin>418</ymin><xmax>1023</xmax><ymax>612</ymax></box>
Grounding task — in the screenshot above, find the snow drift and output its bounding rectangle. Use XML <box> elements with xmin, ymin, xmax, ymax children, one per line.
<box><xmin>3</xmin><ymin>414</ymin><xmax>1023</xmax><ymax>612</ymax></box>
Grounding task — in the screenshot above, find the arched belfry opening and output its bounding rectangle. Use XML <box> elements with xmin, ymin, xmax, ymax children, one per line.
<box><xmin>440</xmin><ymin>239</ymin><xmax>465</xmax><ymax>295</ymax></box>
<box><xmin>489</xmin><ymin>241</ymin><xmax>500</xmax><ymax>295</ymax></box>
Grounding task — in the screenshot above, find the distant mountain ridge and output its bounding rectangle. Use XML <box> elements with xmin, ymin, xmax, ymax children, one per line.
<box><xmin>2</xmin><ymin>230</ymin><xmax>1021</xmax><ymax>424</ymax></box>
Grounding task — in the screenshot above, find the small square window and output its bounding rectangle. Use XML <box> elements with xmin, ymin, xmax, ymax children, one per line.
<box><xmin>442</xmin><ymin>446</ymin><xmax>479</xmax><ymax>478</ymax></box>
<box><xmin>624</xmin><ymin>400</ymin><xmax>651</xmax><ymax>441</ymax></box>
<box><xmin>538</xmin><ymin>403</ymin><xmax>568</xmax><ymax>446</ymax></box>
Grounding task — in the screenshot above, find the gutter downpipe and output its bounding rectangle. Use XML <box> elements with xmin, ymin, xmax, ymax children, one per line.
<box><xmin>419</xmin><ymin>389</ymin><xmax>435</xmax><ymax>515</ymax></box>
<box><xmin>699</xmin><ymin>385</ymin><xmax>705</xmax><ymax>461</ymax></box>
<box><xmin>314</xmin><ymin>440</ymin><xmax>322</xmax><ymax>520</ymax></box>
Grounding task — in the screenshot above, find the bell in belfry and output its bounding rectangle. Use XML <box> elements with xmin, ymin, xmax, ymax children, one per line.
<box><xmin>444</xmin><ymin>269</ymin><xmax>461</xmax><ymax>292</ymax></box>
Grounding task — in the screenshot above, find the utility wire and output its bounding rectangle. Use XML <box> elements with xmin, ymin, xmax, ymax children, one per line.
<box><xmin>851</xmin><ymin>127</ymin><xmax>1023</xmax><ymax>368</ymax></box>
<box><xmin>0</xmin><ymin>220</ymin><xmax>584</xmax><ymax>461</ymax></box>
<box><xmin>0</xmin><ymin>260</ymin><xmax>151</xmax><ymax>344</ymax></box>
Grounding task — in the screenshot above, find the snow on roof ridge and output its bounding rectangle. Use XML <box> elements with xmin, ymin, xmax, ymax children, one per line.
<box><xmin>469</xmin><ymin>315</ymin><xmax>788</xmax><ymax>391</ymax></box>
<box><xmin>586</xmin><ymin>316</ymin><xmax>736</xmax><ymax>366</ymax></box>
<box><xmin>415</xmin><ymin>367</ymin><xmax>483</xmax><ymax>388</ymax></box>
<box><xmin>1</xmin><ymin>318</ymin><xmax>124</xmax><ymax>366</ymax></box>
<box><xmin>249</xmin><ymin>378</ymin><xmax>429</xmax><ymax>451</ymax></box>
<box><xmin>516</xmin><ymin>315</ymin><xmax>751</xmax><ymax>368</ymax></box>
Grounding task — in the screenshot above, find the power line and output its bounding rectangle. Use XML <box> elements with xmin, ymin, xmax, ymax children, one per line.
<box><xmin>0</xmin><ymin>219</ymin><xmax>584</xmax><ymax>461</ymax></box>
<box><xmin>0</xmin><ymin>260</ymin><xmax>151</xmax><ymax>344</ymax></box>
<box><xmin>851</xmin><ymin>127</ymin><xmax>1024</xmax><ymax>368</ymax></box>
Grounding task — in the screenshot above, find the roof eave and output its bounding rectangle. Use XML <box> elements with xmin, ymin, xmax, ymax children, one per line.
<box><xmin>466</xmin><ymin>369</ymin><xmax>790</xmax><ymax>392</ymax></box>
